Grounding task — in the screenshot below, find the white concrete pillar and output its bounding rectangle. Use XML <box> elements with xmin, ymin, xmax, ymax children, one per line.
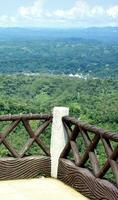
<box><xmin>51</xmin><ymin>107</ymin><xmax>69</xmax><ymax>178</ymax></box>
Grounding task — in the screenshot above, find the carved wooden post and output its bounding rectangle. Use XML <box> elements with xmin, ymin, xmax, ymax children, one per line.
<box><xmin>51</xmin><ymin>107</ymin><xmax>69</xmax><ymax>178</ymax></box>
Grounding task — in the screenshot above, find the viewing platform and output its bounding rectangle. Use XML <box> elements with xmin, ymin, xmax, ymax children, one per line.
<box><xmin>0</xmin><ymin>178</ymin><xmax>89</xmax><ymax>200</ymax></box>
<box><xmin>0</xmin><ymin>107</ymin><xmax>118</xmax><ymax>200</ymax></box>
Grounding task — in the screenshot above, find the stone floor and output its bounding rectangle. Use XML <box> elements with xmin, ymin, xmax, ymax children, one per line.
<box><xmin>0</xmin><ymin>178</ymin><xmax>89</xmax><ymax>200</ymax></box>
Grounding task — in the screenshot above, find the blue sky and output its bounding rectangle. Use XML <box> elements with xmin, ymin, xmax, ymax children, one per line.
<box><xmin>0</xmin><ymin>0</ymin><xmax>118</xmax><ymax>27</ymax></box>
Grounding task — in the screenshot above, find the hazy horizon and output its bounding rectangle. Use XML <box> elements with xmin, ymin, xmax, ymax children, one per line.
<box><xmin>0</xmin><ymin>26</ymin><xmax>118</xmax><ymax>29</ymax></box>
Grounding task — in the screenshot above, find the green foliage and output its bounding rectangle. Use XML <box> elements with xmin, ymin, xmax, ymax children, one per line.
<box><xmin>0</xmin><ymin>33</ymin><xmax>118</xmax><ymax>78</ymax></box>
<box><xmin>0</xmin><ymin>75</ymin><xmax>117</xmax><ymax>129</ymax></box>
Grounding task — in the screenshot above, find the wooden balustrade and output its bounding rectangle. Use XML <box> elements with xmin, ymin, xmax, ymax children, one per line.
<box><xmin>0</xmin><ymin>114</ymin><xmax>52</xmax><ymax>158</ymax></box>
<box><xmin>61</xmin><ymin>116</ymin><xmax>118</xmax><ymax>186</ymax></box>
<box><xmin>0</xmin><ymin>113</ymin><xmax>118</xmax><ymax>199</ymax></box>
<box><xmin>0</xmin><ymin>114</ymin><xmax>52</xmax><ymax>180</ymax></box>
<box><xmin>57</xmin><ymin>116</ymin><xmax>118</xmax><ymax>200</ymax></box>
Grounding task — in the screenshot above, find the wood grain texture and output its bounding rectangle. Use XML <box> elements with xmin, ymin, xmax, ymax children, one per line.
<box><xmin>0</xmin><ymin>114</ymin><xmax>52</xmax><ymax>121</ymax></box>
<box><xmin>58</xmin><ymin>158</ymin><xmax>118</xmax><ymax>200</ymax></box>
<box><xmin>0</xmin><ymin>156</ymin><xmax>50</xmax><ymax>180</ymax></box>
<box><xmin>62</xmin><ymin>117</ymin><xmax>118</xmax><ymax>187</ymax></box>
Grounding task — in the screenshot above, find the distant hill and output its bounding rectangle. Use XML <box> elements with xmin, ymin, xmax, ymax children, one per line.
<box><xmin>0</xmin><ymin>27</ymin><xmax>118</xmax><ymax>42</ymax></box>
<box><xmin>0</xmin><ymin>27</ymin><xmax>118</xmax><ymax>78</ymax></box>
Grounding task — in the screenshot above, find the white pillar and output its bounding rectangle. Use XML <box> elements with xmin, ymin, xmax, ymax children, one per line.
<box><xmin>51</xmin><ymin>107</ymin><xmax>69</xmax><ymax>178</ymax></box>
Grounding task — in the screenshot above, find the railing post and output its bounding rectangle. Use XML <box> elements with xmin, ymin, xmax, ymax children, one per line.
<box><xmin>51</xmin><ymin>107</ymin><xmax>69</xmax><ymax>178</ymax></box>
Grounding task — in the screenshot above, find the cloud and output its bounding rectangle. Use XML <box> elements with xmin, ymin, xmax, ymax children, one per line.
<box><xmin>52</xmin><ymin>1</ymin><xmax>118</xmax><ymax>27</ymax></box>
<box><xmin>91</xmin><ymin>6</ymin><xmax>105</xmax><ymax>16</ymax></box>
<box><xmin>107</xmin><ymin>6</ymin><xmax>118</xmax><ymax>18</ymax></box>
<box><xmin>0</xmin><ymin>15</ymin><xmax>16</xmax><ymax>26</ymax></box>
<box><xmin>1</xmin><ymin>0</ymin><xmax>118</xmax><ymax>27</ymax></box>
<box><xmin>19</xmin><ymin>0</ymin><xmax>45</xmax><ymax>17</ymax></box>
<box><xmin>53</xmin><ymin>1</ymin><xmax>105</xmax><ymax>19</ymax></box>
<box><xmin>18</xmin><ymin>0</ymin><xmax>106</xmax><ymax>20</ymax></box>
<box><xmin>18</xmin><ymin>0</ymin><xmax>107</xmax><ymax>26</ymax></box>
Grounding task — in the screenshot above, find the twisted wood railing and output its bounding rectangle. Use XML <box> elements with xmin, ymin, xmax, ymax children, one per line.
<box><xmin>58</xmin><ymin>116</ymin><xmax>118</xmax><ymax>200</ymax></box>
<box><xmin>0</xmin><ymin>114</ymin><xmax>52</xmax><ymax>179</ymax></box>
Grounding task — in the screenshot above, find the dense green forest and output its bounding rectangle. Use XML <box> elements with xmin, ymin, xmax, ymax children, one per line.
<box><xmin>0</xmin><ymin>28</ymin><xmax>118</xmax><ymax>78</ymax></box>
<box><xmin>0</xmin><ymin>75</ymin><xmax>117</xmax><ymax>130</ymax></box>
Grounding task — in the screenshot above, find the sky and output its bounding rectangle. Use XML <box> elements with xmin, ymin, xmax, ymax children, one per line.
<box><xmin>0</xmin><ymin>0</ymin><xmax>118</xmax><ymax>27</ymax></box>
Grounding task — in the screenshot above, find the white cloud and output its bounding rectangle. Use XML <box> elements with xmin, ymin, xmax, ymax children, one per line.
<box><xmin>0</xmin><ymin>0</ymin><xmax>118</xmax><ymax>27</ymax></box>
<box><xmin>18</xmin><ymin>0</ymin><xmax>45</xmax><ymax>17</ymax></box>
<box><xmin>107</xmin><ymin>6</ymin><xmax>118</xmax><ymax>18</ymax></box>
<box><xmin>53</xmin><ymin>1</ymin><xmax>105</xmax><ymax>19</ymax></box>
<box><xmin>0</xmin><ymin>15</ymin><xmax>16</xmax><ymax>26</ymax></box>
<box><xmin>91</xmin><ymin>6</ymin><xmax>105</xmax><ymax>16</ymax></box>
<box><xmin>19</xmin><ymin>7</ymin><xmax>29</xmax><ymax>17</ymax></box>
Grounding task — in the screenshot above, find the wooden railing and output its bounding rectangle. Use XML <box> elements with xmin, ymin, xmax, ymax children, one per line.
<box><xmin>56</xmin><ymin>116</ymin><xmax>118</xmax><ymax>199</ymax></box>
<box><xmin>61</xmin><ymin>116</ymin><xmax>118</xmax><ymax>187</ymax></box>
<box><xmin>0</xmin><ymin>114</ymin><xmax>52</xmax><ymax>158</ymax></box>
<box><xmin>0</xmin><ymin>113</ymin><xmax>118</xmax><ymax>199</ymax></box>
<box><xmin>0</xmin><ymin>114</ymin><xmax>52</xmax><ymax>180</ymax></box>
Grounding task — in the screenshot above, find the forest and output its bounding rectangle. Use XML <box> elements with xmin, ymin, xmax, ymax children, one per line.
<box><xmin>0</xmin><ymin>27</ymin><xmax>118</xmax><ymax>78</ymax></box>
<box><xmin>0</xmin><ymin>75</ymin><xmax>117</xmax><ymax>130</ymax></box>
